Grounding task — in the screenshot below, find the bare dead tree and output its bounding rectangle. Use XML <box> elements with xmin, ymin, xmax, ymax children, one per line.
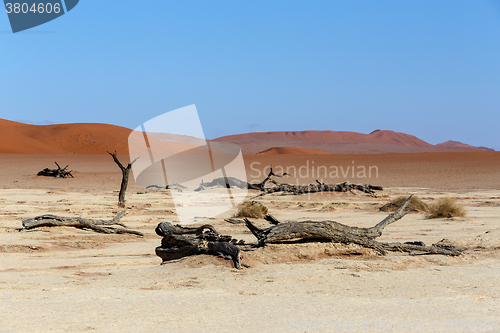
<box><xmin>107</xmin><ymin>151</ymin><xmax>139</xmax><ymax>207</ymax></box>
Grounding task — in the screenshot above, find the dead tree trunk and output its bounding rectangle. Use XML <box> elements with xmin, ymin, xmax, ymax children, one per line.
<box><xmin>155</xmin><ymin>222</ymin><xmax>245</xmax><ymax>269</ymax></box>
<box><xmin>240</xmin><ymin>195</ymin><xmax>465</xmax><ymax>256</ymax></box>
<box><xmin>21</xmin><ymin>210</ymin><xmax>143</xmax><ymax>236</ymax></box>
<box><xmin>108</xmin><ymin>151</ymin><xmax>138</xmax><ymax>208</ymax></box>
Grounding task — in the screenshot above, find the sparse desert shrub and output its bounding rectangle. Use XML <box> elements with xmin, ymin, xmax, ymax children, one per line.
<box><xmin>380</xmin><ymin>196</ymin><xmax>430</xmax><ymax>213</ymax></box>
<box><xmin>236</xmin><ymin>201</ymin><xmax>268</xmax><ymax>218</ymax></box>
<box><xmin>428</xmin><ymin>197</ymin><xmax>466</xmax><ymax>218</ymax></box>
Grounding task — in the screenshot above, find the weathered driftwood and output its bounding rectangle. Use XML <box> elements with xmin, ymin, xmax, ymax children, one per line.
<box><xmin>108</xmin><ymin>151</ymin><xmax>139</xmax><ymax>207</ymax></box>
<box><xmin>155</xmin><ymin>222</ymin><xmax>244</xmax><ymax>268</ymax></box>
<box><xmin>240</xmin><ymin>195</ymin><xmax>465</xmax><ymax>256</ymax></box>
<box><xmin>37</xmin><ymin>162</ymin><xmax>74</xmax><ymax>178</ymax></box>
<box><xmin>21</xmin><ymin>210</ymin><xmax>143</xmax><ymax>236</ymax></box>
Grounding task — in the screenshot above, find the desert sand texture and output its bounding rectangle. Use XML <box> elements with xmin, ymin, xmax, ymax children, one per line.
<box><xmin>0</xmin><ymin>152</ymin><xmax>499</xmax><ymax>332</ymax></box>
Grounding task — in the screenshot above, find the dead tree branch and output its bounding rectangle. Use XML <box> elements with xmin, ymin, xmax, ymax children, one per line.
<box><xmin>21</xmin><ymin>210</ymin><xmax>143</xmax><ymax>236</ymax></box>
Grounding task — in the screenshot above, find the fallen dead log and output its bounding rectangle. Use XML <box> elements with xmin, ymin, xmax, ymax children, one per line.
<box><xmin>193</xmin><ymin>165</ymin><xmax>383</xmax><ymax>197</ymax></box>
<box><xmin>251</xmin><ymin>180</ymin><xmax>383</xmax><ymax>199</ymax></box>
<box><xmin>155</xmin><ymin>222</ymin><xmax>245</xmax><ymax>268</ymax></box>
<box><xmin>195</xmin><ymin>166</ymin><xmax>289</xmax><ymax>192</ymax></box>
<box><xmin>37</xmin><ymin>162</ymin><xmax>74</xmax><ymax>178</ymax></box>
<box><xmin>21</xmin><ymin>210</ymin><xmax>143</xmax><ymax>236</ymax></box>
<box><xmin>241</xmin><ymin>195</ymin><xmax>465</xmax><ymax>256</ymax></box>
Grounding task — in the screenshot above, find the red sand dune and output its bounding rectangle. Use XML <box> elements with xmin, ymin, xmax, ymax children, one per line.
<box><xmin>257</xmin><ymin>147</ymin><xmax>334</xmax><ymax>155</ymax></box>
<box><xmin>215</xmin><ymin>129</ymin><xmax>430</xmax><ymax>146</ymax></box>
<box><xmin>0</xmin><ymin>119</ymin><xmax>229</xmax><ymax>156</ymax></box>
<box><xmin>0</xmin><ymin>119</ymin><xmax>494</xmax><ymax>155</ymax></box>
<box><xmin>215</xmin><ymin>129</ymin><xmax>494</xmax><ymax>154</ymax></box>
<box><xmin>0</xmin><ymin>119</ymin><xmax>132</xmax><ymax>154</ymax></box>
<box><xmin>435</xmin><ymin>140</ymin><xmax>494</xmax><ymax>151</ymax></box>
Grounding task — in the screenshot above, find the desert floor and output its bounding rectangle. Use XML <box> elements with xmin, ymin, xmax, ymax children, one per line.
<box><xmin>0</xmin><ymin>153</ymin><xmax>499</xmax><ymax>332</ymax></box>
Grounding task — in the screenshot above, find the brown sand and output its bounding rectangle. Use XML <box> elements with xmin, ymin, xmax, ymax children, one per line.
<box><xmin>0</xmin><ymin>152</ymin><xmax>499</xmax><ymax>332</ymax></box>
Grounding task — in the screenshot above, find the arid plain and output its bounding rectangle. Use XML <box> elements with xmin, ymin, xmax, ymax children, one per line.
<box><xmin>0</xmin><ymin>120</ymin><xmax>499</xmax><ymax>332</ymax></box>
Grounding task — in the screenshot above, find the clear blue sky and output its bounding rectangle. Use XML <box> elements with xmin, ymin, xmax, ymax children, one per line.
<box><xmin>1</xmin><ymin>1</ymin><xmax>499</xmax><ymax>149</ymax></box>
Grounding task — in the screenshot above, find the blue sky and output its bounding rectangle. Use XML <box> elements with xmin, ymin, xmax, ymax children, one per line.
<box><xmin>1</xmin><ymin>0</ymin><xmax>499</xmax><ymax>149</ymax></box>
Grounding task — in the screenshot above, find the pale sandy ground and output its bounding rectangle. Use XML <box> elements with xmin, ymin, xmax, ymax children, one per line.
<box><xmin>0</xmin><ymin>154</ymin><xmax>499</xmax><ymax>332</ymax></box>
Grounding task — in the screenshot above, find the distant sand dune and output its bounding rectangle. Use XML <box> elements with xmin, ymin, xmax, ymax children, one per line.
<box><xmin>0</xmin><ymin>119</ymin><xmax>494</xmax><ymax>155</ymax></box>
<box><xmin>0</xmin><ymin>119</ymin><xmax>131</xmax><ymax>154</ymax></box>
<box><xmin>214</xmin><ymin>129</ymin><xmax>494</xmax><ymax>154</ymax></box>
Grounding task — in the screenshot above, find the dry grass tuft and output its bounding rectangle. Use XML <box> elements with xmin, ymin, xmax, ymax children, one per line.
<box><xmin>380</xmin><ymin>196</ymin><xmax>430</xmax><ymax>213</ymax></box>
<box><xmin>428</xmin><ymin>197</ymin><xmax>466</xmax><ymax>218</ymax></box>
<box><xmin>236</xmin><ymin>201</ymin><xmax>268</xmax><ymax>218</ymax></box>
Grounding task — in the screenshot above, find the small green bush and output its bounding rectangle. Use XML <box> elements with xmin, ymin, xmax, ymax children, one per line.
<box><xmin>236</xmin><ymin>201</ymin><xmax>268</xmax><ymax>218</ymax></box>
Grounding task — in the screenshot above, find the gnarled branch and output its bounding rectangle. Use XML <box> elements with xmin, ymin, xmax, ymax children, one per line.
<box><xmin>21</xmin><ymin>210</ymin><xmax>143</xmax><ymax>236</ymax></box>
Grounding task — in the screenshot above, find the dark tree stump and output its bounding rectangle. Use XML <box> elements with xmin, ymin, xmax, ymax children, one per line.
<box><xmin>155</xmin><ymin>222</ymin><xmax>244</xmax><ymax>269</ymax></box>
<box><xmin>37</xmin><ymin>162</ymin><xmax>74</xmax><ymax>178</ymax></box>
